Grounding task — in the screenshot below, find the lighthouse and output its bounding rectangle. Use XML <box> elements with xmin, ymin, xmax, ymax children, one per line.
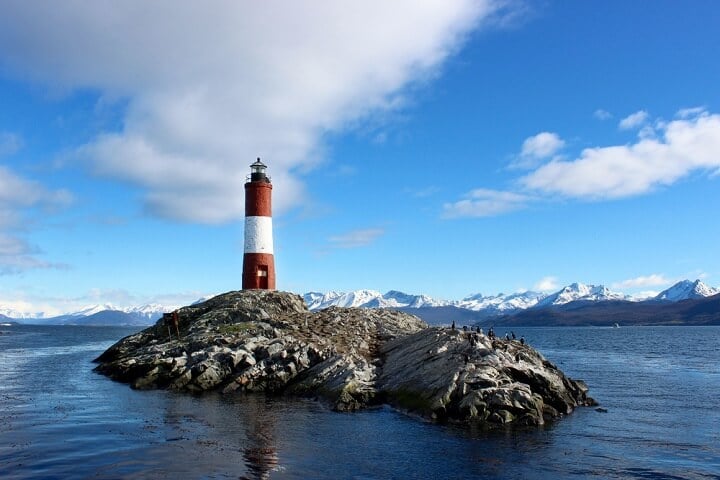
<box><xmin>242</xmin><ymin>158</ymin><xmax>276</xmax><ymax>290</ymax></box>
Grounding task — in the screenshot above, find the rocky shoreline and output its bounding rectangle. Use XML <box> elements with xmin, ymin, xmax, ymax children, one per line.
<box><xmin>94</xmin><ymin>290</ymin><xmax>595</xmax><ymax>426</ymax></box>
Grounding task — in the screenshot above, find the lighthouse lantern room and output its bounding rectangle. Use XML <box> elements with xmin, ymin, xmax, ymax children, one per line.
<box><xmin>242</xmin><ymin>158</ymin><xmax>276</xmax><ymax>290</ymax></box>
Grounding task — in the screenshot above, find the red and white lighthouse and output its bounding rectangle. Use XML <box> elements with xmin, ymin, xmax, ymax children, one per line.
<box><xmin>242</xmin><ymin>158</ymin><xmax>276</xmax><ymax>290</ymax></box>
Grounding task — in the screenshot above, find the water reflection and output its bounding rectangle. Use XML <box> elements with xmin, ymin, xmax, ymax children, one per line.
<box><xmin>152</xmin><ymin>391</ymin><xmax>280</xmax><ymax>478</ymax></box>
<box><xmin>240</xmin><ymin>396</ymin><xmax>279</xmax><ymax>480</ymax></box>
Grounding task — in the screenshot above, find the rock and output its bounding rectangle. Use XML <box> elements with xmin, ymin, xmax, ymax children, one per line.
<box><xmin>376</xmin><ymin>328</ymin><xmax>593</xmax><ymax>425</ymax></box>
<box><xmin>93</xmin><ymin>290</ymin><xmax>593</xmax><ymax>428</ymax></box>
<box><xmin>287</xmin><ymin>352</ymin><xmax>376</xmax><ymax>411</ymax></box>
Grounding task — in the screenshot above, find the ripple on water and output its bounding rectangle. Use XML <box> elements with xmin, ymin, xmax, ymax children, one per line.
<box><xmin>1</xmin><ymin>324</ymin><xmax>719</xmax><ymax>479</ymax></box>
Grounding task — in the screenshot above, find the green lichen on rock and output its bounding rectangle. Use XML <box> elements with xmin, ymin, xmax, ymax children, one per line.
<box><xmin>217</xmin><ymin>322</ymin><xmax>255</xmax><ymax>335</ymax></box>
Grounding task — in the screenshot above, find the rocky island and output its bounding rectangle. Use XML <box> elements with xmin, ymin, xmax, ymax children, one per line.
<box><xmin>94</xmin><ymin>290</ymin><xmax>594</xmax><ymax>426</ymax></box>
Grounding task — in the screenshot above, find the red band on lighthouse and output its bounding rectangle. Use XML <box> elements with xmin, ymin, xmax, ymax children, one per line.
<box><xmin>242</xmin><ymin>159</ymin><xmax>276</xmax><ymax>290</ymax></box>
<box><xmin>245</xmin><ymin>182</ymin><xmax>272</xmax><ymax>217</ymax></box>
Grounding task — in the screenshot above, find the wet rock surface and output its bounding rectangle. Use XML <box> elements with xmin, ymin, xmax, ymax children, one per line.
<box><xmin>94</xmin><ymin>290</ymin><xmax>594</xmax><ymax>426</ymax></box>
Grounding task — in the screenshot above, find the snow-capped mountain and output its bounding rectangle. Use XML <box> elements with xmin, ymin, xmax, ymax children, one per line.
<box><xmin>380</xmin><ymin>290</ymin><xmax>450</xmax><ymax>308</ymax></box>
<box><xmin>457</xmin><ymin>291</ymin><xmax>545</xmax><ymax>314</ymax></box>
<box><xmin>1</xmin><ymin>302</ymin><xmax>178</xmax><ymax>325</ymax></box>
<box><xmin>0</xmin><ymin>307</ymin><xmax>49</xmax><ymax>319</ymax></box>
<box><xmin>654</xmin><ymin>280</ymin><xmax>720</xmax><ymax>302</ymax></box>
<box><xmin>303</xmin><ymin>283</ymin><xmax>664</xmax><ymax>316</ymax></box>
<box><xmin>68</xmin><ymin>303</ymin><xmax>122</xmax><ymax>317</ymax></box>
<box><xmin>125</xmin><ymin>303</ymin><xmax>180</xmax><ymax>322</ymax></box>
<box><xmin>303</xmin><ymin>290</ymin><xmax>375</xmax><ymax>310</ymax></box>
<box><xmin>59</xmin><ymin>303</ymin><xmax>178</xmax><ymax>324</ymax></box>
<box><xmin>4</xmin><ymin>278</ymin><xmax>719</xmax><ymax>326</ymax></box>
<box><xmin>303</xmin><ymin>283</ymin><xmax>637</xmax><ymax>316</ymax></box>
<box><xmin>303</xmin><ymin>289</ymin><xmax>544</xmax><ymax>315</ymax></box>
<box><xmin>302</xmin><ymin>290</ymin><xmax>449</xmax><ymax>311</ymax></box>
<box><xmin>65</xmin><ymin>303</ymin><xmax>179</xmax><ymax>323</ymax></box>
<box><xmin>535</xmin><ymin>283</ymin><xmax>628</xmax><ymax>307</ymax></box>
<box><xmin>192</xmin><ymin>294</ymin><xmax>221</xmax><ymax>305</ymax></box>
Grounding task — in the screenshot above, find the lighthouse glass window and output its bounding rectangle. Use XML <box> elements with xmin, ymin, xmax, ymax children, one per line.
<box><xmin>257</xmin><ymin>266</ymin><xmax>268</xmax><ymax>277</ymax></box>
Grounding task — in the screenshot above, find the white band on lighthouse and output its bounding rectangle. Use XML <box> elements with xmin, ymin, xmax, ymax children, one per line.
<box><xmin>244</xmin><ymin>216</ymin><xmax>274</xmax><ymax>254</ymax></box>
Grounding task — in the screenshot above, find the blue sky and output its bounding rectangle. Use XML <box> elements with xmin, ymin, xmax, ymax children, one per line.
<box><xmin>1</xmin><ymin>1</ymin><xmax>719</xmax><ymax>314</ymax></box>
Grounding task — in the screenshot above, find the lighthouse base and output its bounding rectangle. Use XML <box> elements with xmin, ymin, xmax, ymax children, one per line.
<box><xmin>242</xmin><ymin>253</ymin><xmax>276</xmax><ymax>290</ymax></box>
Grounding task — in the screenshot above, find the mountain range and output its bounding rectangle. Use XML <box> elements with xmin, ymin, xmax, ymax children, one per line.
<box><xmin>304</xmin><ymin>279</ymin><xmax>717</xmax><ymax>310</ymax></box>
<box><xmin>2</xmin><ymin>279</ymin><xmax>718</xmax><ymax>327</ymax></box>
<box><xmin>302</xmin><ymin>279</ymin><xmax>720</xmax><ymax>326</ymax></box>
<box><xmin>0</xmin><ymin>303</ymin><xmax>178</xmax><ymax>326</ymax></box>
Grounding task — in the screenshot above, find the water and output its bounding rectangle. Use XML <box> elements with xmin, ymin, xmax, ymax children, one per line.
<box><xmin>1</xmin><ymin>325</ymin><xmax>719</xmax><ymax>479</ymax></box>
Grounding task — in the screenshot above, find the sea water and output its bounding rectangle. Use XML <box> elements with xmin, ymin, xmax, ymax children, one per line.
<box><xmin>1</xmin><ymin>324</ymin><xmax>718</xmax><ymax>479</ymax></box>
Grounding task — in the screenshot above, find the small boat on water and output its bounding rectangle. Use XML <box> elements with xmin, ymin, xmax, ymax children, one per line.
<box><xmin>0</xmin><ymin>323</ymin><xmax>12</xmax><ymax>327</ymax></box>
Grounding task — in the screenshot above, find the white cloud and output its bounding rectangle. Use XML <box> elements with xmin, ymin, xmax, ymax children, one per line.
<box><xmin>329</xmin><ymin>228</ymin><xmax>385</xmax><ymax>248</ymax></box>
<box><xmin>522</xmin><ymin>109</ymin><xmax>720</xmax><ymax>199</ymax></box>
<box><xmin>534</xmin><ymin>276</ymin><xmax>558</xmax><ymax>292</ymax></box>
<box><xmin>0</xmin><ymin>166</ymin><xmax>73</xmax><ymax>273</ymax></box>
<box><xmin>522</xmin><ymin>132</ymin><xmax>565</xmax><ymax>160</ymax></box>
<box><xmin>446</xmin><ymin>107</ymin><xmax>720</xmax><ymax>217</ymax></box>
<box><xmin>0</xmin><ymin>235</ymin><xmax>35</xmax><ymax>256</ymax></box>
<box><xmin>0</xmin><ymin>1</ymin><xmax>515</xmax><ymax>223</ymax></box>
<box><xmin>511</xmin><ymin>131</ymin><xmax>565</xmax><ymax>169</ymax></box>
<box><xmin>677</xmin><ymin>106</ymin><xmax>705</xmax><ymax>119</ymax></box>
<box><xmin>442</xmin><ymin>188</ymin><xmax>529</xmax><ymax>218</ymax></box>
<box><xmin>0</xmin><ymin>297</ymin><xmax>60</xmax><ymax>317</ymax></box>
<box><xmin>611</xmin><ymin>274</ymin><xmax>671</xmax><ymax>290</ymax></box>
<box><xmin>0</xmin><ymin>166</ymin><xmax>73</xmax><ymax>214</ymax></box>
<box><xmin>0</xmin><ymin>234</ymin><xmax>67</xmax><ymax>275</ymax></box>
<box><xmin>618</xmin><ymin>110</ymin><xmax>649</xmax><ymax>130</ymax></box>
<box><xmin>593</xmin><ymin>109</ymin><xmax>612</xmax><ymax>120</ymax></box>
<box><xmin>629</xmin><ymin>290</ymin><xmax>660</xmax><ymax>301</ymax></box>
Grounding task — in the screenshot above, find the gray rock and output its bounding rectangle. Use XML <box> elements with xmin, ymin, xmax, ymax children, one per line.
<box><xmin>377</xmin><ymin>329</ymin><xmax>594</xmax><ymax>425</ymax></box>
<box><xmin>287</xmin><ymin>352</ymin><xmax>376</xmax><ymax>411</ymax></box>
<box><xmin>94</xmin><ymin>290</ymin><xmax>594</xmax><ymax>427</ymax></box>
